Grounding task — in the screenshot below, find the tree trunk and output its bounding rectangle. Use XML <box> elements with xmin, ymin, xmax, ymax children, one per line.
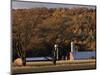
<box><xmin>22</xmin><ymin>57</ymin><xmax>26</xmax><ymax>66</ymax></box>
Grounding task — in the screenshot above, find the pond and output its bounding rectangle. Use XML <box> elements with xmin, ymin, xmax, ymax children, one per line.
<box><xmin>73</xmin><ymin>51</ymin><xmax>96</xmax><ymax>60</ymax></box>
<box><xmin>26</xmin><ymin>51</ymin><xmax>96</xmax><ymax>61</ymax></box>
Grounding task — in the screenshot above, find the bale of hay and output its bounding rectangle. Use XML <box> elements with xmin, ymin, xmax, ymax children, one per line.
<box><xmin>14</xmin><ymin>58</ymin><xmax>23</xmax><ymax>66</ymax></box>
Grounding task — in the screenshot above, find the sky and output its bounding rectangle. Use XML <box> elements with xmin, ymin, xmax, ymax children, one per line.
<box><xmin>12</xmin><ymin>1</ymin><xmax>96</xmax><ymax>9</ymax></box>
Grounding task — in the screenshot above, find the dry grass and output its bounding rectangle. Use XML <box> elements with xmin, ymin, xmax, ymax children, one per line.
<box><xmin>12</xmin><ymin>59</ymin><xmax>96</xmax><ymax>74</ymax></box>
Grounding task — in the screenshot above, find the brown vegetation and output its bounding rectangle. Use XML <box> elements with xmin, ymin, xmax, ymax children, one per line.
<box><xmin>12</xmin><ymin>7</ymin><xmax>96</xmax><ymax>58</ymax></box>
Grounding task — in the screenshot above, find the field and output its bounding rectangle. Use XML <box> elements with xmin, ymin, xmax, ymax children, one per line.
<box><xmin>12</xmin><ymin>59</ymin><xmax>96</xmax><ymax>74</ymax></box>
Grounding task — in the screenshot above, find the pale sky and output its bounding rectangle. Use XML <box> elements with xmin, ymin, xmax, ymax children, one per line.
<box><xmin>12</xmin><ymin>1</ymin><xmax>96</xmax><ymax>9</ymax></box>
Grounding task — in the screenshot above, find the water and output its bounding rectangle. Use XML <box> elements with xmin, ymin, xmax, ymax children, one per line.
<box><xmin>26</xmin><ymin>57</ymin><xmax>52</xmax><ymax>61</ymax></box>
<box><xmin>73</xmin><ymin>51</ymin><xmax>96</xmax><ymax>60</ymax></box>
<box><xmin>26</xmin><ymin>51</ymin><xmax>96</xmax><ymax>61</ymax></box>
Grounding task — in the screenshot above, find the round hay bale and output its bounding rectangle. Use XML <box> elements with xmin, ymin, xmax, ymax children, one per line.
<box><xmin>14</xmin><ymin>58</ymin><xmax>23</xmax><ymax>66</ymax></box>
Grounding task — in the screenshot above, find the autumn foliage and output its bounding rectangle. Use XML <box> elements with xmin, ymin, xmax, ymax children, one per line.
<box><xmin>12</xmin><ymin>7</ymin><xmax>96</xmax><ymax>58</ymax></box>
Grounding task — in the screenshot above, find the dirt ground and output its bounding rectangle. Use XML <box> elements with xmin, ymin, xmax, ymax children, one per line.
<box><xmin>12</xmin><ymin>59</ymin><xmax>96</xmax><ymax>74</ymax></box>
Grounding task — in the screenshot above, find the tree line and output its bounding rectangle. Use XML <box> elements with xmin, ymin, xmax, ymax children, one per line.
<box><xmin>12</xmin><ymin>7</ymin><xmax>96</xmax><ymax>60</ymax></box>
